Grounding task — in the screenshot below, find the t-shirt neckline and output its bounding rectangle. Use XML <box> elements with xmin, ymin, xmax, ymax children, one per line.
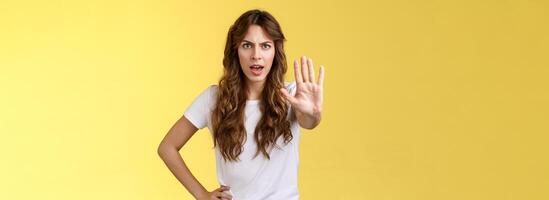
<box><xmin>246</xmin><ymin>99</ymin><xmax>261</xmax><ymax>105</ymax></box>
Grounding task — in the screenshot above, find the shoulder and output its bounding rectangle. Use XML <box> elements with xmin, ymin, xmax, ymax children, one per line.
<box><xmin>204</xmin><ymin>84</ymin><xmax>218</xmax><ymax>100</ymax></box>
<box><xmin>207</xmin><ymin>84</ymin><xmax>218</xmax><ymax>93</ymax></box>
<box><xmin>284</xmin><ymin>81</ymin><xmax>298</xmax><ymax>121</ymax></box>
<box><xmin>199</xmin><ymin>84</ymin><xmax>217</xmax><ymax>94</ymax></box>
<box><xmin>284</xmin><ymin>81</ymin><xmax>295</xmax><ymax>87</ymax></box>
<box><xmin>284</xmin><ymin>81</ymin><xmax>297</xmax><ymax>95</ymax></box>
<box><xmin>191</xmin><ymin>84</ymin><xmax>218</xmax><ymax>105</ymax></box>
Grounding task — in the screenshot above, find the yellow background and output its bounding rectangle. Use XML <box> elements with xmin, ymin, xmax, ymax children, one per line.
<box><xmin>1</xmin><ymin>0</ymin><xmax>548</xmax><ymax>199</ymax></box>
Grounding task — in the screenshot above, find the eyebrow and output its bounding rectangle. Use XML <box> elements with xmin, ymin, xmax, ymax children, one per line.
<box><xmin>242</xmin><ymin>40</ymin><xmax>273</xmax><ymax>44</ymax></box>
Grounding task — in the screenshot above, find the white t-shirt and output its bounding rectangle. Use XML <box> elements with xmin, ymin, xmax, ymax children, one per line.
<box><xmin>183</xmin><ymin>81</ymin><xmax>301</xmax><ymax>200</ymax></box>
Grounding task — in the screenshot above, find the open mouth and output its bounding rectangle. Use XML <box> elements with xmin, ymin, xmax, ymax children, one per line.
<box><xmin>250</xmin><ymin>65</ymin><xmax>264</xmax><ymax>76</ymax></box>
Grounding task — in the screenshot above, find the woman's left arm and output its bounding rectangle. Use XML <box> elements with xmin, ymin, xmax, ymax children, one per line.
<box><xmin>280</xmin><ymin>56</ymin><xmax>325</xmax><ymax>130</ymax></box>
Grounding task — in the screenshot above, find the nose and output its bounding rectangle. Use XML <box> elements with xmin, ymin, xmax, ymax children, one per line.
<box><xmin>252</xmin><ymin>47</ymin><xmax>261</xmax><ymax>61</ymax></box>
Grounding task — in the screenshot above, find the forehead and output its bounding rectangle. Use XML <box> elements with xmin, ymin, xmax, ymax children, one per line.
<box><xmin>242</xmin><ymin>25</ymin><xmax>273</xmax><ymax>42</ymax></box>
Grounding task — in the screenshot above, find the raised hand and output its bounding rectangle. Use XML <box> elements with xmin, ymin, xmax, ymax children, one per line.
<box><xmin>280</xmin><ymin>55</ymin><xmax>325</xmax><ymax>118</ymax></box>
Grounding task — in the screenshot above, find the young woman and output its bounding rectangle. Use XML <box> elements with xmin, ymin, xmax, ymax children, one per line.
<box><xmin>157</xmin><ymin>9</ymin><xmax>325</xmax><ymax>200</ymax></box>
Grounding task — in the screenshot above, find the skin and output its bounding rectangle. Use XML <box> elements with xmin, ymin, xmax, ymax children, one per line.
<box><xmin>239</xmin><ymin>25</ymin><xmax>324</xmax><ymax>129</ymax></box>
<box><xmin>157</xmin><ymin>24</ymin><xmax>325</xmax><ymax>200</ymax></box>
<box><xmin>281</xmin><ymin>56</ymin><xmax>325</xmax><ymax>129</ymax></box>
<box><xmin>238</xmin><ymin>25</ymin><xmax>275</xmax><ymax>100</ymax></box>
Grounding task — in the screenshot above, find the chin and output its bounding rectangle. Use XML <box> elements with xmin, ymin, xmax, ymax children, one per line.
<box><xmin>245</xmin><ymin>75</ymin><xmax>267</xmax><ymax>82</ymax></box>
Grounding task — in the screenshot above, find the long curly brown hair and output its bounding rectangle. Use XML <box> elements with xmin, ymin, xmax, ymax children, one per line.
<box><xmin>211</xmin><ymin>9</ymin><xmax>292</xmax><ymax>162</ymax></box>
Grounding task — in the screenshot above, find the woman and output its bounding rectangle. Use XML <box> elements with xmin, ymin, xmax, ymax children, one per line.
<box><xmin>158</xmin><ymin>9</ymin><xmax>325</xmax><ymax>200</ymax></box>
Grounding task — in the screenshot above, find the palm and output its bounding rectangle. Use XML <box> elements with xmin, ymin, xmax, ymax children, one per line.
<box><xmin>281</xmin><ymin>56</ymin><xmax>325</xmax><ymax>116</ymax></box>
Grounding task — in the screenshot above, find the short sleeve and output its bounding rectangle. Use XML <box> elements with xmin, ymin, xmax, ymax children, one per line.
<box><xmin>285</xmin><ymin>81</ymin><xmax>298</xmax><ymax>121</ymax></box>
<box><xmin>183</xmin><ymin>85</ymin><xmax>215</xmax><ymax>129</ymax></box>
<box><xmin>286</xmin><ymin>81</ymin><xmax>297</xmax><ymax>96</ymax></box>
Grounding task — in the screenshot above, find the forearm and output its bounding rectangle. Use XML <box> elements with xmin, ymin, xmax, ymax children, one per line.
<box><xmin>296</xmin><ymin>109</ymin><xmax>321</xmax><ymax>129</ymax></box>
<box><xmin>158</xmin><ymin>146</ymin><xmax>208</xmax><ymax>199</ymax></box>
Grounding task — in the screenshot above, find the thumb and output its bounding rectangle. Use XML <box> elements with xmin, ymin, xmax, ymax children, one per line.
<box><xmin>280</xmin><ymin>88</ymin><xmax>297</xmax><ymax>105</ymax></box>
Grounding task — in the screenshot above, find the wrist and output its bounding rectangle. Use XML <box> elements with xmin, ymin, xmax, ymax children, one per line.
<box><xmin>309</xmin><ymin>107</ymin><xmax>322</xmax><ymax>120</ymax></box>
<box><xmin>193</xmin><ymin>190</ymin><xmax>209</xmax><ymax>200</ymax></box>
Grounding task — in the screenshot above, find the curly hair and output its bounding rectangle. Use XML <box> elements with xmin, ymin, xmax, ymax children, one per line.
<box><xmin>211</xmin><ymin>9</ymin><xmax>292</xmax><ymax>162</ymax></box>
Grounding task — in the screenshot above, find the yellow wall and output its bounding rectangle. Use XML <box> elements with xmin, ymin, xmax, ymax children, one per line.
<box><xmin>1</xmin><ymin>0</ymin><xmax>548</xmax><ymax>199</ymax></box>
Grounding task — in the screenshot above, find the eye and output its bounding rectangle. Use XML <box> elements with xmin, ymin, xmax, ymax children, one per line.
<box><xmin>242</xmin><ymin>43</ymin><xmax>252</xmax><ymax>49</ymax></box>
<box><xmin>262</xmin><ymin>44</ymin><xmax>271</xmax><ymax>49</ymax></box>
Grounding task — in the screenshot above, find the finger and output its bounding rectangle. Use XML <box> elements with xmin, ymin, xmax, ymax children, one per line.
<box><xmin>216</xmin><ymin>186</ymin><xmax>230</xmax><ymax>192</ymax></box>
<box><xmin>294</xmin><ymin>60</ymin><xmax>303</xmax><ymax>84</ymax></box>
<box><xmin>301</xmin><ymin>56</ymin><xmax>309</xmax><ymax>82</ymax></box>
<box><xmin>218</xmin><ymin>191</ymin><xmax>233</xmax><ymax>200</ymax></box>
<box><xmin>307</xmin><ymin>58</ymin><xmax>315</xmax><ymax>83</ymax></box>
<box><xmin>280</xmin><ymin>88</ymin><xmax>297</xmax><ymax>105</ymax></box>
<box><xmin>214</xmin><ymin>191</ymin><xmax>222</xmax><ymax>197</ymax></box>
<box><xmin>318</xmin><ymin>65</ymin><xmax>325</xmax><ymax>87</ymax></box>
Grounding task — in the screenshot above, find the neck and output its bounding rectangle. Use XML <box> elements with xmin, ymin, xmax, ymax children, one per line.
<box><xmin>245</xmin><ymin>80</ymin><xmax>265</xmax><ymax>100</ymax></box>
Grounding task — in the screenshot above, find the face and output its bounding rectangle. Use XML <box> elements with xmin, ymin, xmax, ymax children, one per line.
<box><xmin>238</xmin><ymin>25</ymin><xmax>275</xmax><ymax>85</ymax></box>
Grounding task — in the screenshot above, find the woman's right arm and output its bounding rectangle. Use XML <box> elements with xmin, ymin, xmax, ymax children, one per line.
<box><xmin>157</xmin><ymin>115</ymin><xmax>232</xmax><ymax>200</ymax></box>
